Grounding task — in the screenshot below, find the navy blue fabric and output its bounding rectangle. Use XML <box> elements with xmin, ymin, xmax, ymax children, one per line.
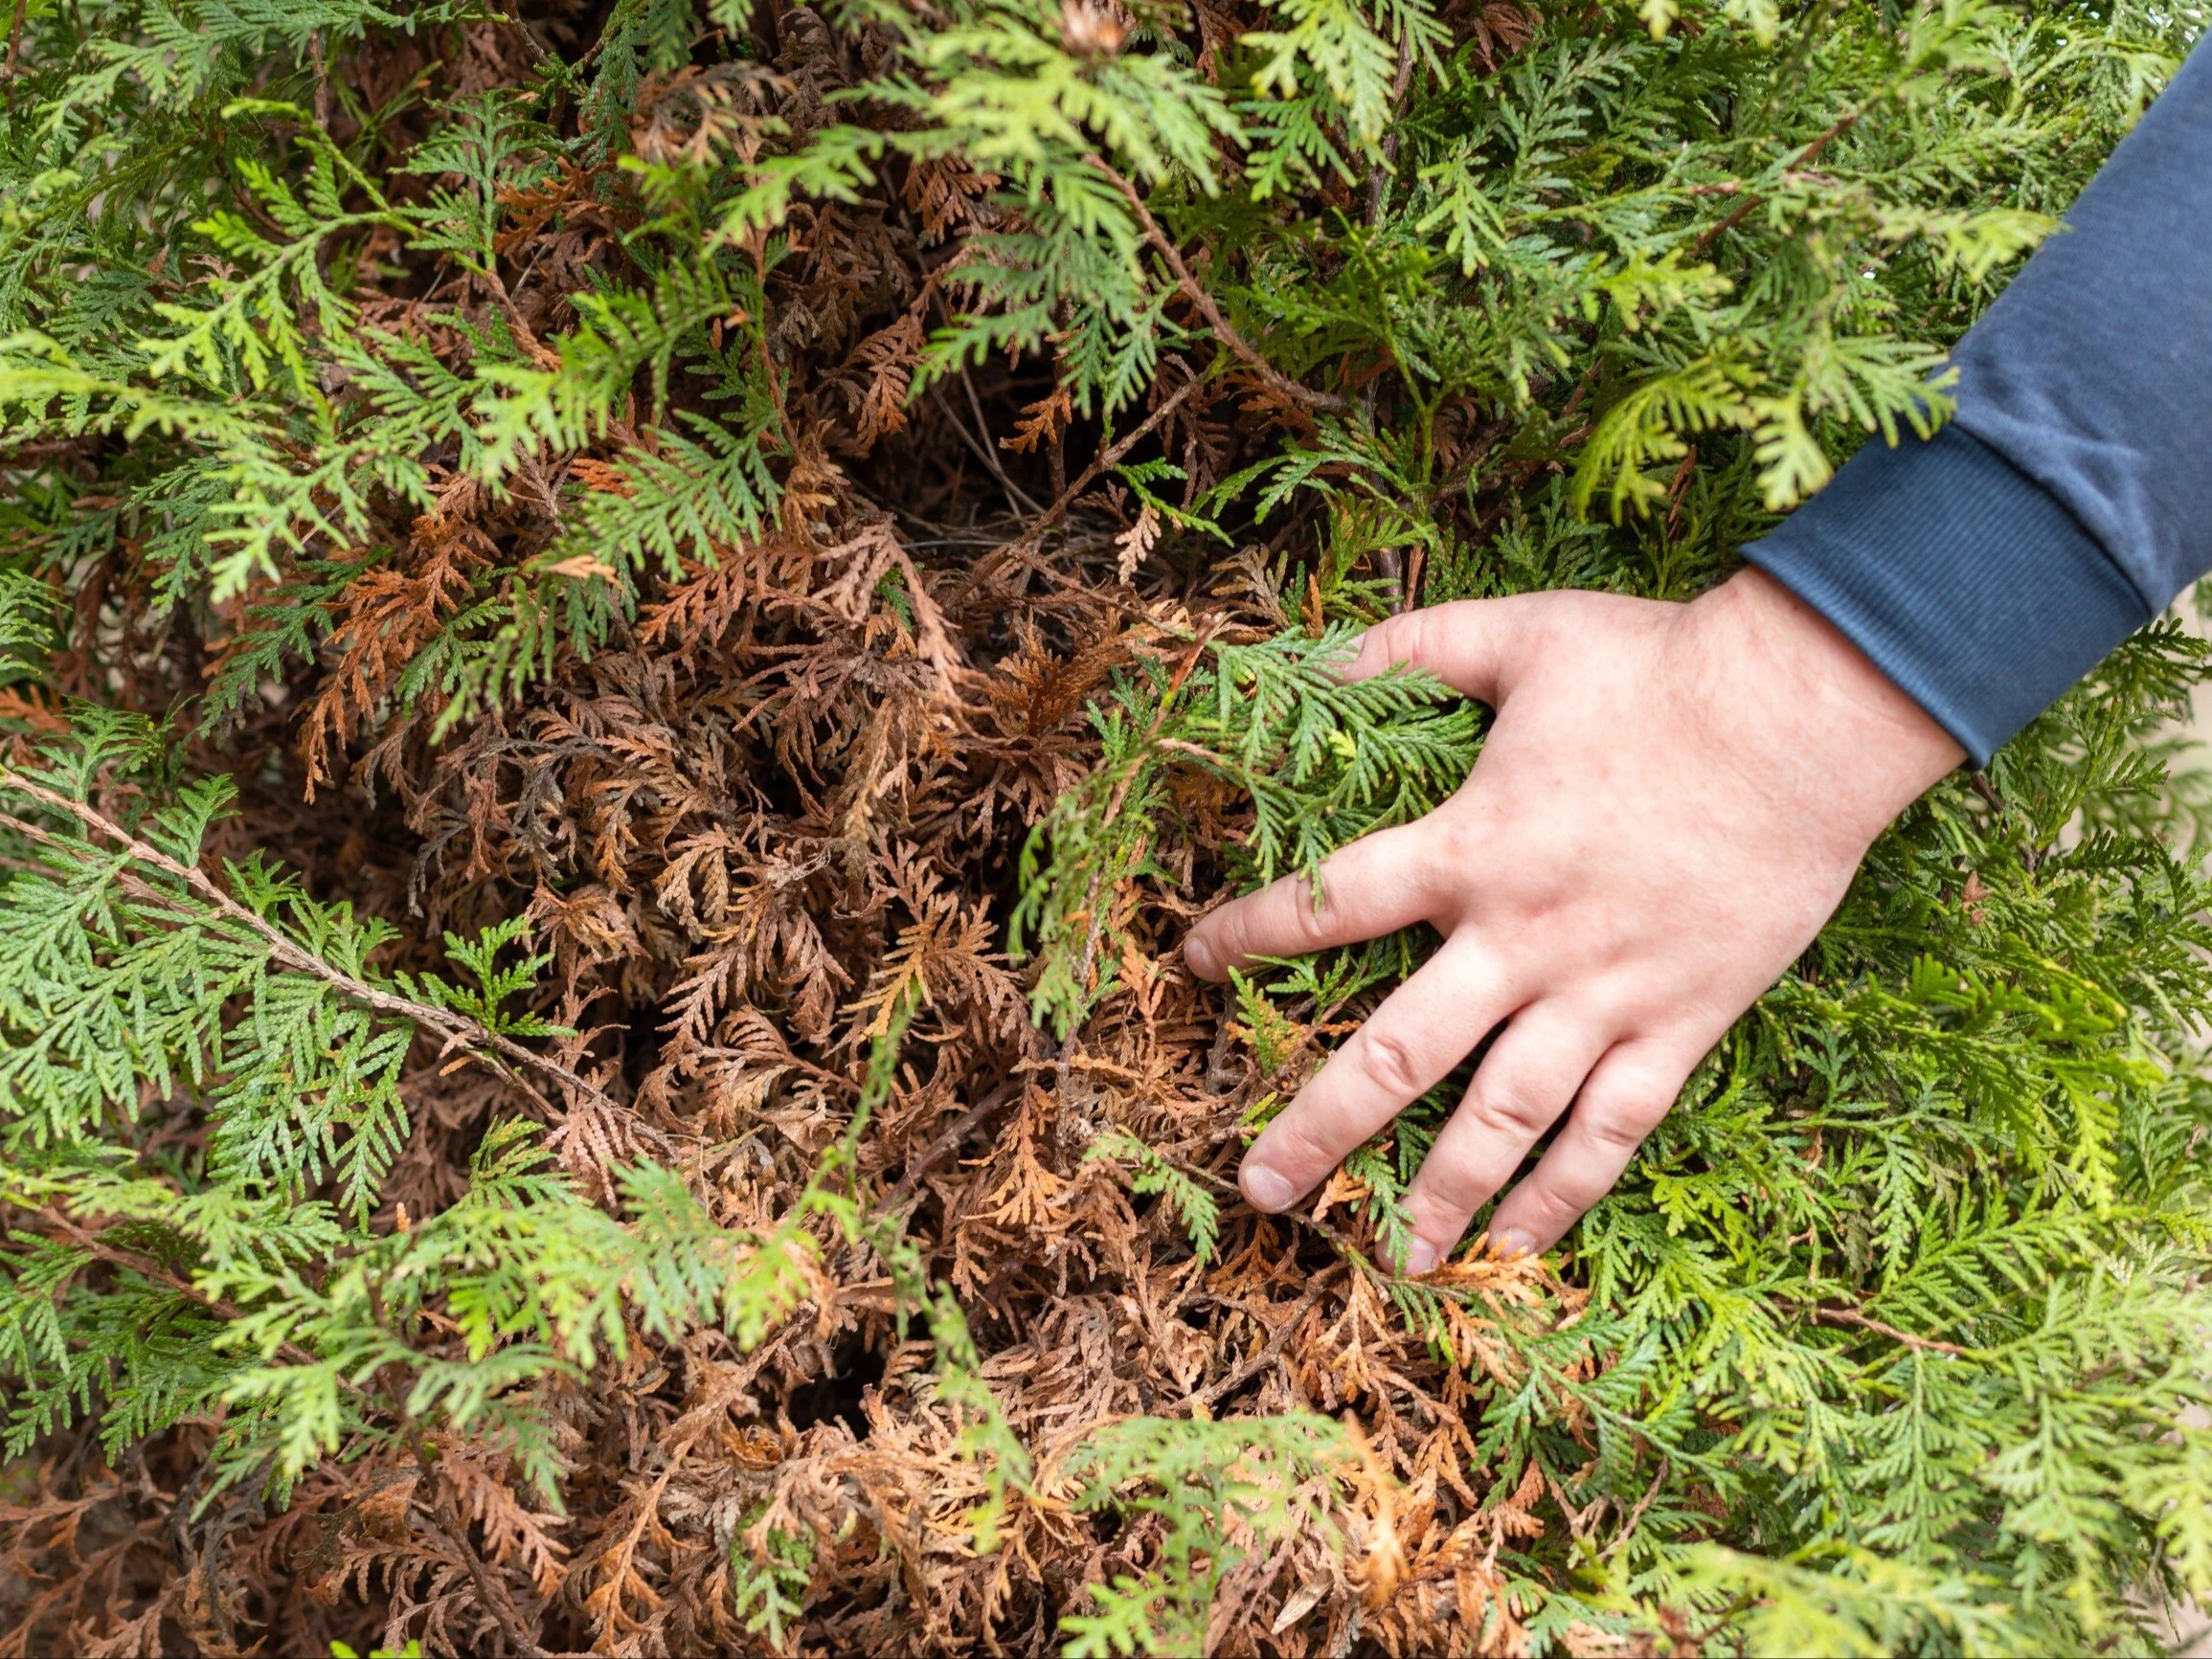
<box><xmin>1748</xmin><ymin>41</ymin><xmax>2212</xmax><ymax>765</ymax></box>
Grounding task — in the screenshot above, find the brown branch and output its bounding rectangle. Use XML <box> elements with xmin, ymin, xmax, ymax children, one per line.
<box><xmin>875</xmin><ymin>1079</ymin><xmax>1022</xmax><ymax>1213</ymax></box>
<box><xmin>1364</xmin><ymin>33</ymin><xmax>1418</xmax><ymax>227</ymax></box>
<box><xmin>358</xmin><ymin>1271</ymin><xmax>547</xmax><ymax>1657</ymax></box>
<box><xmin>1807</xmin><ymin>1305</ymin><xmax>1972</xmax><ymax>1356</ymax></box>
<box><xmin>425</xmin><ymin>1501</ymin><xmax>544</xmax><ymax>1659</ymax></box>
<box><xmin>495</xmin><ymin>0</ymin><xmax>555</xmax><ymax>67</ymax></box>
<box><xmin>1358</xmin><ymin>14</ymin><xmax>1418</xmax><ymax>638</ymax></box>
<box><xmin>0</xmin><ymin>772</ymin><xmax>621</xmax><ymax>1116</ymax></box>
<box><xmin>1690</xmin><ymin>108</ymin><xmax>1862</xmax><ymax>258</ymax></box>
<box><xmin>478</xmin><ymin>262</ymin><xmax>557</xmax><ymax>370</ymax></box>
<box><xmin>1175</xmin><ymin>1281</ymin><xmax>1332</xmax><ymax>1413</ymax></box>
<box><xmin>1091</xmin><ymin>157</ymin><xmax>1346</xmax><ymax>414</ymax></box>
<box><xmin>393</xmin><ymin>1400</ymin><xmax>547</xmax><ymax>1658</ymax></box>
<box><xmin>1965</xmin><ymin>770</ymin><xmax>2040</xmax><ymax>872</ymax></box>
<box><xmin>1689</xmin><ymin>192</ymin><xmax>1765</xmax><ymax>259</ymax></box>
<box><xmin>2</xmin><ymin>0</ymin><xmax>26</xmax><ymax>94</ymax></box>
<box><xmin>306</xmin><ymin>29</ymin><xmax>330</xmax><ymax>128</ymax></box>
<box><xmin>1005</xmin><ymin>372</ymin><xmax>1205</xmax><ymax>552</ymax></box>
<box><xmin>29</xmin><ymin>1206</ymin><xmax>322</xmax><ymax>1369</ymax></box>
<box><xmin>1599</xmin><ymin>1455</ymin><xmax>1670</xmax><ymax>1562</ymax></box>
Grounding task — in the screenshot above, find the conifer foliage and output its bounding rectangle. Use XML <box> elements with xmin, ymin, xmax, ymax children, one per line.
<box><xmin>0</xmin><ymin>0</ymin><xmax>2209</xmax><ymax>1648</ymax></box>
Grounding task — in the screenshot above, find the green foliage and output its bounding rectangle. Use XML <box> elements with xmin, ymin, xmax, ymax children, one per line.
<box><xmin>203</xmin><ymin>1130</ymin><xmax>831</xmax><ymax>1496</ymax></box>
<box><xmin>1010</xmin><ymin>625</ymin><xmax>1478</xmax><ymax>1037</ymax></box>
<box><xmin>730</xmin><ymin>1509</ymin><xmax>816</xmax><ymax>1649</ymax></box>
<box><xmin>1061</xmin><ymin>1414</ymin><xmax>1347</xmax><ymax>1656</ymax></box>
<box><xmin>1672</xmin><ymin>1545</ymin><xmax>2032</xmax><ymax>1658</ymax></box>
<box><xmin>329</xmin><ymin>1640</ymin><xmax>424</xmax><ymax>1659</ymax></box>
<box><xmin>0</xmin><ymin>711</ymin><xmax>420</xmax><ymax>1224</ymax></box>
<box><xmin>1084</xmin><ymin>1128</ymin><xmax>1224</xmax><ymax>1263</ymax></box>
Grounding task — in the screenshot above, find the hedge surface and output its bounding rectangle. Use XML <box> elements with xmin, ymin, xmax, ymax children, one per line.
<box><xmin>1</xmin><ymin>0</ymin><xmax>2210</xmax><ymax>1652</ymax></box>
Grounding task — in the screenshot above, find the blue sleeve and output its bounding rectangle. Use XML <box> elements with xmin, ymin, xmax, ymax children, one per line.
<box><xmin>1745</xmin><ymin>42</ymin><xmax>2212</xmax><ymax>766</ymax></box>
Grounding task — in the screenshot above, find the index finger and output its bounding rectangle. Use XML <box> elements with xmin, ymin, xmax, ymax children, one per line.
<box><xmin>1340</xmin><ymin>597</ymin><xmax>1537</xmax><ymax>703</ymax></box>
<box><xmin>1185</xmin><ymin>820</ymin><xmax>1441</xmax><ymax>980</ymax></box>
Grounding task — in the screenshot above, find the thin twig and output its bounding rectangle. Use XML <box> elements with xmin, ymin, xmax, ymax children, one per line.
<box><xmin>1807</xmin><ymin>1305</ymin><xmax>1972</xmax><ymax>1357</ymax></box>
<box><xmin>0</xmin><ymin>0</ymin><xmax>24</xmax><ymax>94</ymax></box>
<box><xmin>1965</xmin><ymin>770</ymin><xmax>2040</xmax><ymax>872</ymax></box>
<box><xmin>31</xmin><ymin>1206</ymin><xmax>322</xmax><ymax>1368</ymax></box>
<box><xmin>1691</xmin><ymin>108</ymin><xmax>1862</xmax><ymax>258</ymax></box>
<box><xmin>2</xmin><ymin>0</ymin><xmax>26</xmax><ymax>94</ymax></box>
<box><xmin>960</xmin><ymin>370</ymin><xmax>1046</xmax><ymax>514</ymax></box>
<box><xmin>934</xmin><ymin>382</ymin><xmax>1045</xmax><ymax>516</ymax></box>
<box><xmin>306</xmin><ymin>29</ymin><xmax>330</xmax><ymax>128</ymax></box>
<box><xmin>0</xmin><ymin>772</ymin><xmax>621</xmax><ymax>1115</ymax></box>
<box><xmin>1176</xmin><ymin>1281</ymin><xmax>1331</xmax><ymax>1413</ymax></box>
<box><xmin>876</xmin><ymin>1079</ymin><xmax>1022</xmax><ymax>1213</ymax></box>
<box><xmin>1599</xmin><ymin>1455</ymin><xmax>1670</xmax><ymax>1562</ymax></box>
<box><xmin>1013</xmin><ymin>374</ymin><xmax>1204</xmax><ymax>549</ymax></box>
<box><xmin>480</xmin><ymin>263</ymin><xmax>555</xmax><ymax>367</ymax></box>
<box><xmin>1364</xmin><ymin>34</ymin><xmax>1417</xmax><ymax>226</ymax></box>
<box><xmin>1091</xmin><ymin>157</ymin><xmax>1345</xmax><ymax>414</ymax></box>
<box><xmin>496</xmin><ymin>0</ymin><xmax>555</xmax><ymax>67</ymax></box>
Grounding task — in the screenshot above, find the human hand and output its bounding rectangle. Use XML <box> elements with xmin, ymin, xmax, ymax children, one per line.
<box><xmin>1183</xmin><ymin>569</ymin><xmax>1965</xmax><ymax>1273</ymax></box>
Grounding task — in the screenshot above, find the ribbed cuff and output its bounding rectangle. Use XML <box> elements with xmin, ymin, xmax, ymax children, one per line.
<box><xmin>1744</xmin><ymin>423</ymin><xmax>2150</xmax><ymax>766</ymax></box>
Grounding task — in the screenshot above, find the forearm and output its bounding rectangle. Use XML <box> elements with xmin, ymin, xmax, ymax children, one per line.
<box><xmin>1749</xmin><ymin>41</ymin><xmax>2212</xmax><ymax>765</ymax></box>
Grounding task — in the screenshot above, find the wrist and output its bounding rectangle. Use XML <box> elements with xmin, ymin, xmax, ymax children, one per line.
<box><xmin>1688</xmin><ymin>569</ymin><xmax>1966</xmax><ymax>839</ymax></box>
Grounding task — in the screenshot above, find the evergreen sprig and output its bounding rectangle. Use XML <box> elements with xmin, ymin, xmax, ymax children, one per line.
<box><xmin>1010</xmin><ymin>624</ymin><xmax>1478</xmax><ymax>1037</ymax></box>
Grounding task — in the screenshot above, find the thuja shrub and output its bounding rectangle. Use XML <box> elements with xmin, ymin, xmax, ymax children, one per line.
<box><xmin>0</xmin><ymin>0</ymin><xmax>2209</xmax><ymax>1650</ymax></box>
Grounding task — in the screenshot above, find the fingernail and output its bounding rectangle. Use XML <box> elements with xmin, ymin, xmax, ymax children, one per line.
<box><xmin>1185</xmin><ymin>933</ymin><xmax>1220</xmax><ymax>979</ymax></box>
<box><xmin>1491</xmin><ymin>1227</ymin><xmax>1537</xmax><ymax>1260</ymax></box>
<box><xmin>1240</xmin><ymin>1162</ymin><xmax>1295</xmax><ymax>1211</ymax></box>
<box><xmin>1403</xmin><ymin>1237</ymin><xmax>1440</xmax><ymax>1276</ymax></box>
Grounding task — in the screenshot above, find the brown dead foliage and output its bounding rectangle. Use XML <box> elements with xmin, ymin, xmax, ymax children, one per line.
<box><xmin>0</xmin><ymin>3</ymin><xmax>1602</xmax><ymax>1656</ymax></box>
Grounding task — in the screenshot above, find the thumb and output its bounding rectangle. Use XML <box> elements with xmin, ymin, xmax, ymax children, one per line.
<box><xmin>1342</xmin><ymin>596</ymin><xmax>1538</xmax><ymax>706</ymax></box>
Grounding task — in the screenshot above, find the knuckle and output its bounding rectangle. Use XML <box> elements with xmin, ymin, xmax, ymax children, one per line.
<box><xmin>1464</xmin><ymin>1082</ymin><xmax>1553</xmax><ymax>1140</ymax></box>
<box><xmin>1289</xmin><ymin>886</ymin><xmax>1342</xmax><ymax>948</ymax></box>
<box><xmin>1514</xmin><ymin>1185</ymin><xmax>1582</xmax><ymax>1231</ymax></box>
<box><xmin>1199</xmin><ymin>919</ymin><xmax>1244</xmax><ymax>968</ymax></box>
<box><xmin>1430</xmin><ymin>816</ymin><xmax>1484</xmax><ymax>873</ymax></box>
<box><xmin>1266</xmin><ymin>1117</ymin><xmax>1339</xmax><ymax>1181</ymax></box>
<box><xmin>1586</xmin><ymin>1107</ymin><xmax>1660</xmax><ymax>1154</ymax></box>
<box><xmin>1411</xmin><ymin>1154</ymin><xmax>1490</xmax><ymax>1216</ymax></box>
<box><xmin>1407</xmin><ymin>605</ymin><xmax>1461</xmax><ymax>664</ymax></box>
<box><xmin>1372</xmin><ymin>608</ymin><xmax>1434</xmax><ymax>668</ymax></box>
<box><xmin>1359</xmin><ymin>612</ymin><xmax>1416</xmax><ymax>667</ymax></box>
<box><xmin>1627</xmin><ymin>1087</ymin><xmax>1679</xmax><ymax>1132</ymax></box>
<box><xmin>1354</xmin><ymin>1024</ymin><xmax>1430</xmax><ymax>1098</ymax></box>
